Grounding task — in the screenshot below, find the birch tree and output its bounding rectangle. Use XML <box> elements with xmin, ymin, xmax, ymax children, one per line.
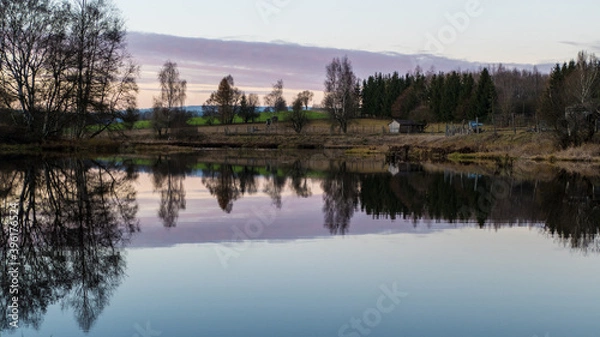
<box><xmin>152</xmin><ymin>60</ymin><xmax>186</xmax><ymax>136</ymax></box>
<box><xmin>322</xmin><ymin>56</ymin><xmax>359</xmax><ymax>133</ymax></box>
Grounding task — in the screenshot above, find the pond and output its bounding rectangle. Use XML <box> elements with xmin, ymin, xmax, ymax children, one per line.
<box><xmin>1</xmin><ymin>152</ymin><xmax>599</xmax><ymax>337</ymax></box>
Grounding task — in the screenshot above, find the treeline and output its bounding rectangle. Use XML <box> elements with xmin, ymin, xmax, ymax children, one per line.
<box><xmin>152</xmin><ymin>65</ymin><xmax>316</xmax><ymax>135</ymax></box>
<box><xmin>360</xmin><ymin>66</ymin><xmax>546</xmax><ymax>125</ymax></box>
<box><xmin>358</xmin><ymin>51</ymin><xmax>600</xmax><ymax>147</ymax></box>
<box><xmin>0</xmin><ymin>0</ymin><xmax>137</xmax><ymax>141</ymax></box>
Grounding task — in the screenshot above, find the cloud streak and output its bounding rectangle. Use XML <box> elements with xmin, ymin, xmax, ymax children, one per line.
<box><xmin>559</xmin><ymin>40</ymin><xmax>600</xmax><ymax>51</ymax></box>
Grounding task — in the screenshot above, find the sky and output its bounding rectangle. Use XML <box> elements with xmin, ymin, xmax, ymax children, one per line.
<box><xmin>110</xmin><ymin>0</ymin><xmax>600</xmax><ymax>107</ymax></box>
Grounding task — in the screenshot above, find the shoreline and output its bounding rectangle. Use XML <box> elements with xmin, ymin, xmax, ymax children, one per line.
<box><xmin>1</xmin><ymin>131</ymin><xmax>599</xmax><ymax>164</ymax></box>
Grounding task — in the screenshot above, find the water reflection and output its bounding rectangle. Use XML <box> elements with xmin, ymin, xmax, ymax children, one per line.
<box><xmin>0</xmin><ymin>158</ymin><xmax>138</xmax><ymax>332</ymax></box>
<box><xmin>541</xmin><ymin>172</ymin><xmax>600</xmax><ymax>252</ymax></box>
<box><xmin>289</xmin><ymin>160</ymin><xmax>312</xmax><ymax>198</ymax></box>
<box><xmin>322</xmin><ymin>162</ymin><xmax>360</xmax><ymax>235</ymax></box>
<box><xmin>201</xmin><ymin>164</ymin><xmax>244</xmax><ymax>213</ymax></box>
<box><xmin>0</xmin><ymin>154</ymin><xmax>599</xmax><ymax>335</ymax></box>
<box><xmin>150</xmin><ymin>155</ymin><xmax>195</xmax><ymax>227</ymax></box>
<box><xmin>361</xmin><ymin>163</ymin><xmax>600</xmax><ymax>253</ymax></box>
<box><xmin>158</xmin><ymin>156</ymin><xmax>600</xmax><ymax>252</ymax></box>
<box><xmin>200</xmin><ymin>160</ymin><xmax>313</xmax><ymax>213</ymax></box>
<box><xmin>262</xmin><ymin>165</ymin><xmax>287</xmax><ymax>209</ymax></box>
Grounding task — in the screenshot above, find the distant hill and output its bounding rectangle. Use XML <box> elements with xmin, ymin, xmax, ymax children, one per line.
<box><xmin>138</xmin><ymin>105</ymin><xmax>276</xmax><ymax>117</ymax></box>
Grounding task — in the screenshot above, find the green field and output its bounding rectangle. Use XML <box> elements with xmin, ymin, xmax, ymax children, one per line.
<box><xmin>187</xmin><ymin>110</ymin><xmax>328</xmax><ymax>126</ymax></box>
<box><xmin>90</xmin><ymin>110</ymin><xmax>328</xmax><ymax>131</ymax></box>
<box><xmin>133</xmin><ymin>120</ymin><xmax>152</xmax><ymax>129</ymax></box>
<box><xmin>88</xmin><ymin>111</ymin><xmax>328</xmax><ymax>131</ymax></box>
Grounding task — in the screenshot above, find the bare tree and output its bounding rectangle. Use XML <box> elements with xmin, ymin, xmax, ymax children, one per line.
<box><xmin>288</xmin><ymin>94</ymin><xmax>309</xmax><ymax>133</ymax></box>
<box><xmin>0</xmin><ymin>81</ymin><xmax>14</xmax><ymax>109</ymax></box>
<box><xmin>264</xmin><ymin>79</ymin><xmax>287</xmax><ymax>113</ymax></box>
<box><xmin>0</xmin><ymin>0</ymin><xmax>57</xmax><ymax>130</ymax></box>
<box><xmin>323</xmin><ymin>56</ymin><xmax>359</xmax><ymax>133</ymax></box>
<box><xmin>152</xmin><ymin>60</ymin><xmax>186</xmax><ymax>136</ymax></box>
<box><xmin>0</xmin><ymin>0</ymin><xmax>138</xmax><ymax>139</ymax></box>
<box><xmin>563</xmin><ymin>51</ymin><xmax>600</xmax><ymax>144</ymax></box>
<box><xmin>493</xmin><ymin>64</ymin><xmax>516</xmax><ymax>128</ymax></box>
<box><xmin>69</xmin><ymin>0</ymin><xmax>139</xmax><ymax>138</ymax></box>
<box><xmin>238</xmin><ymin>93</ymin><xmax>260</xmax><ymax>123</ymax></box>
<box><xmin>156</xmin><ymin>61</ymin><xmax>187</xmax><ymax>110</ymax></box>
<box><xmin>297</xmin><ymin>90</ymin><xmax>314</xmax><ymax>110</ymax></box>
<box><xmin>248</xmin><ymin>93</ymin><xmax>260</xmax><ymax>122</ymax></box>
<box><xmin>567</xmin><ymin>51</ymin><xmax>600</xmax><ymax>107</ymax></box>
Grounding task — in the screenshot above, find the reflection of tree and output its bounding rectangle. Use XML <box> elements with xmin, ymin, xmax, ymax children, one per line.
<box><xmin>539</xmin><ymin>172</ymin><xmax>600</xmax><ymax>253</ymax></box>
<box><xmin>360</xmin><ymin>164</ymin><xmax>600</xmax><ymax>253</ymax></box>
<box><xmin>201</xmin><ymin>161</ymin><xmax>312</xmax><ymax>213</ymax></box>
<box><xmin>0</xmin><ymin>158</ymin><xmax>138</xmax><ymax>333</ymax></box>
<box><xmin>158</xmin><ymin>176</ymin><xmax>186</xmax><ymax>228</ymax></box>
<box><xmin>288</xmin><ymin>160</ymin><xmax>312</xmax><ymax>198</ymax></box>
<box><xmin>151</xmin><ymin>155</ymin><xmax>193</xmax><ymax>227</ymax></box>
<box><xmin>360</xmin><ymin>169</ymin><xmax>424</xmax><ymax>222</ymax></box>
<box><xmin>360</xmin><ymin>168</ymin><xmax>481</xmax><ymax>224</ymax></box>
<box><xmin>263</xmin><ymin>165</ymin><xmax>287</xmax><ymax>209</ymax></box>
<box><xmin>202</xmin><ymin>164</ymin><xmax>241</xmax><ymax>213</ymax></box>
<box><xmin>239</xmin><ymin>166</ymin><xmax>259</xmax><ymax>195</ymax></box>
<box><xmin>321</xmin><ymin>162</ymin><xmax>360</xmax><ymax>235</ymax></box>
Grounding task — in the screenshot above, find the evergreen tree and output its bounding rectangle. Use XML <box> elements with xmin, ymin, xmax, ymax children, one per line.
<box><xmin>456</xmin><ymin>73</ymin><xmax>476</xmax><ymax>121</ymax></box>
<box><xmin>442</xmin><ymin>71</ymin><xmax>461</xmax><ymax>122</ymax></box>
<box><xmin>428</xmin><ymin>74</ymin><xmax>445</xmax><ymax>122</ymax></box>
<box><xmin>473</xmin><ymin>68</ymin><xmax>497</xmax><ymax>120</ymax></box>
<box><xmin>205</xmin><ymin>75</ymin><xmax>241</xmax><ymax>125</ymax></box>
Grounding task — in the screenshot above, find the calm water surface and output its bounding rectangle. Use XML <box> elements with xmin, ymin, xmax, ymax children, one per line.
<box><xmin>1</xmin><ymin>153</ymin><xmax>599</xmax><ymax>337</ymax></box>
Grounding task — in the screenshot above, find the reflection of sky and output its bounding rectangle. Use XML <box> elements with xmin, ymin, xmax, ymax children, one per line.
<box><xmin>18</xmin><ymin>229</ymin><xmax>600</xmax><ymax>337</ymax></box>
<box><xmin>131</xmin><ymin>173</ymin><xmax>529</xmax><ymax>248</ymax></box>
<box><xmin>12</xmin><ymin>171</ymin><xmax>600</xmax><ymax>337</ymax></box>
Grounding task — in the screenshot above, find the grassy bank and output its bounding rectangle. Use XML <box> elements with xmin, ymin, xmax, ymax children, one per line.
<box><xmin>3</xmin><ymin>118</ymin><xmax>600</xmax><ymax>163</ymax></box>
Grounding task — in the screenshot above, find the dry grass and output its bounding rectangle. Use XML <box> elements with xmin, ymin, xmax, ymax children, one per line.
<box><xmin>552</xmin><ymin>144</ymin><xmax>600</xmax><ymax>162</ymax></box>
<box><xmin>7</xmin><ymin>118</ymin><xmax>599</xmax><ymax>163</ymax></box>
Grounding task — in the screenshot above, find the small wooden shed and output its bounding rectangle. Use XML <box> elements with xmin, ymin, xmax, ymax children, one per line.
<box><xmin>389</xmin><ymin>119</ymin><xmax>426</xmax><ymax>134</ymax></box>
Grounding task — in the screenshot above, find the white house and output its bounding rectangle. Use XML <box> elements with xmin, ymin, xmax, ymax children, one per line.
<box><xmin>389</xmin><ymin>120</ymin><xmax>400</xmax><ymax>133</ymax></box>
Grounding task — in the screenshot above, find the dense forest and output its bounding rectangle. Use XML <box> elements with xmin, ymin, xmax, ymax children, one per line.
<box><xmin>360</xmin><ymin>54</ymin><xmax>600</xmax><ymax>146</ymax></box>
<box><xmin>361</xmin><ymin>66</ymin><xmax>538</xmax><ymax>125</ymax></box>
